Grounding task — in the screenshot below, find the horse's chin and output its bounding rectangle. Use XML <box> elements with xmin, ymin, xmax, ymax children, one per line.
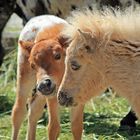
<box><xmin>40</xmin><ymin>85</ymin><xmax>57</xmax><ymax>97</ymax></box>
<box><xmin>58</xmin><ymin>96</ymin><xmax>78</xmax><ymax>107</ymax></box>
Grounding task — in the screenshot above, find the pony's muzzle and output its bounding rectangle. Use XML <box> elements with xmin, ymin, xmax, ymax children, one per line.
<box><xmin>58</xmin><ymin>91</ymin><xmax>74</xmax><ymax>107</ymax></box>
<box><xmin>37</xmin><ymin>79</ymin><xmax>56</xmax><ymax>96</ymax></box>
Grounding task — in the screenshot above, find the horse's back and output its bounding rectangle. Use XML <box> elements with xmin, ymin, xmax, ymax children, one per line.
<box><xmin>19</xmin><ymin>15</ymin><xmax>67</xmax><ymax>41</ymax></box>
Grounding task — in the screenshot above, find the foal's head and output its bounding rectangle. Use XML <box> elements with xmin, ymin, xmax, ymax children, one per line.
<box><xmin>58</xmin><ymin>30</ymin><xmax>105</xmax><ymax>106</ymax></box>
<box><xmin>19</xmin><ymin>24</ymin><xmax>68</xmax><ymax>96</ymax></box>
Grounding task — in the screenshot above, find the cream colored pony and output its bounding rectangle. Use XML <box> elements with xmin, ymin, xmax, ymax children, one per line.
<box><xmin>58</xmin><ymin>7</ymin><xmax>140</xmax><ymax>120</ymax></box>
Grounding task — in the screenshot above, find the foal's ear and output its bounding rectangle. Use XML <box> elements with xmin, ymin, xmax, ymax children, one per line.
<box><xmin>78</xmin><ymin>29</ymin><xmax>96</xmax><ymax>53</ymax></box>
<box><xmin>58</xmin><ymin>35</ymin><xmax>70</xmax><ymax>49</ymax></box>
<box><xmin>19</xmin><ymin>40</ymin><xmax>34</xmax><ymax>55</ymax></box>
<box><xmin>78</xmin><ymin>29</ymin><xmax>93</xmax><ymax>41</ymax></box>
<box><xmin>78</xmin><ymin>29</ymin><xmax>97</xmax><ymax>41</ymax></box>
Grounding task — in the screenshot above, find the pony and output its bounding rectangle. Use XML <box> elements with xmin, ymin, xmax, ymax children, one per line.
<box><xmin>11</xmin><ymin>15</ymin><xmax>84</xmax><ymax>140</ymax></box>
<box><xmin>58</xmin><ymin>7</ymin><xmax>140</xmax><ymax>121</ymax></box>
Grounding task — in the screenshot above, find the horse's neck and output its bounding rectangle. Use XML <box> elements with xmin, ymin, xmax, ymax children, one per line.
<box><xmin>100</xmin><ymin>39</ymin><xmax>140</xmax><ymax>94</ymax></box>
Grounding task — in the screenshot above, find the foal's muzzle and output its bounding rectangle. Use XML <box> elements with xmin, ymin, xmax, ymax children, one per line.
<box><xmin>37</xmin><ymin>79</ymin><xmax>56</xmax><ymax>96</ymax></box>
<box><xmin>58</xmin><ymin>91</ymin><xmax>74</xmax><ymax>107</ymax></box>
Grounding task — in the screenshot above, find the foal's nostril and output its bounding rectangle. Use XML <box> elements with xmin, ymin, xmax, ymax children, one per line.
<box><xmin>37</xmin><ymin>79</ymin><xmax>52</xmax><ymax>92</ymax></box>
<box><xmin>37</xmin><ymin>83</ymin><xmax>45</xmax><ymax>91</ymax></box>
<box><xmin>58</xmin><ymin>91</ymin><xmax>73</xmax><ymax>107</ymax></box>
<box><xmin>37</xmin><ymin>78</ymin><xmax>57</xmax><ymax>96</ymax></box>
<box><xmin>45</xmin><ymin>79</ymin><xmax>52</xmax><ymax>88</ymax></box>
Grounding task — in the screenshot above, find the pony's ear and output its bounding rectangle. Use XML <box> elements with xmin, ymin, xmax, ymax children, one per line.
<box><xmin>78</xmin><ymin>29</ymin><xmax>96</xmax><ymax>53</ymax></box>
<box><xmin>19</xmin><ymin>40</ymin><xmax>34</xmax><ymax>55</ymax></box>
<box><xmin>58</xmin><ymin>35</ymin><xmax>70</xmax><ymax>49</ymax></box>
<box><xmin>78</xmin><ymin>29</ymin><xmax>96</xmax><ymax>41</ymax></box>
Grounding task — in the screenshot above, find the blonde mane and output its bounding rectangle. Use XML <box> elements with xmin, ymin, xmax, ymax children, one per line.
<box><xmin>63</xmin><ymin>7</ymin><xmax>140</xmax><ymax>42</ymax></box>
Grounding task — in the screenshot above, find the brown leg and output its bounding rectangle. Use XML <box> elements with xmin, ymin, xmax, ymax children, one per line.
<box><xmin>70</xmin><ymin>104</ymin><xmax>84</xmax><ymax>140</ymax></box>
<box><xmin>47</xmin><ymin>97</ymin><xmax>60</xmax><ymax>140</ymax></box>
<box><xmin>27</xmin><ymin>93</ymin><xmax>46</xmax><ymax>140</ymax></box>
<box><xmin>130</xmin><ymin>94</ymin><xmax>140</xmax><ymax>119</ymax></box>
<box><xmin>11</xmin><ymin>53</ymin><xmax>36</xmax><ymax>140</ymax></box>
<box><xmin>12</xmin><ymin>96</ymin><xmax>28</xmax><ymax>140</ymax></box>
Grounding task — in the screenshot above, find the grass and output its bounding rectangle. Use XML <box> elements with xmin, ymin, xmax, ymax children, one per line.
<box><xmin>0</xmin><ymin>50</ymin><xmax>140</xmax><ymax>140</ymax></box>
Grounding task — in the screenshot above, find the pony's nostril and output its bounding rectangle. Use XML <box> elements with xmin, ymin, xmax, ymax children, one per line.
<box><xmin>58</xmin><ymin>91</ymin><xmax>73</xmax><ymax>106</ymax></box>
<box><xmin>45</xmin><ymin>79</ymin><xmax>52</xmax><ymax>88</ymax></box>
<box><xmin>58</xmin><ymin>91</ymin><xmax>66</xmax><ymax>100</ymax></box>
<box><xmin>37</xmin><ymin>79</ymin><xmax>52</xmax><ymax>91</ymax></box>
<box><xmin>37</xmin><ymin>83</ymin><xmax>45</xmax><ymax>91</ymax></box>
<box><xmin>37</xmin><ymin>79</ymin><xmax>56</xmax><ymax>95</ymax></box>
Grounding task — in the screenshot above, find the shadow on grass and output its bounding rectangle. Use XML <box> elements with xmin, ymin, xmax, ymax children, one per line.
<box><xmin>0</xmin><ymin>95</ymin><xmax>13</xmax><ymax>115</ymax></box>
<box><xmin>38</xmin><ymin>111</ymin><xmax>140</xmax><ymax>139</ymax></box>
<box><xmin>84</xmin><ymin>112</ymin><xmax>140</xmax><ymax>139</ymax></box>
<box><xmin>84</xmin><ymin>112</ymin><xmax>119</xmax><ymax>134</ymax></box>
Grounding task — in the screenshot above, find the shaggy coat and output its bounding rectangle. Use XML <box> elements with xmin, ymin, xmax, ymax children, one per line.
<box><xmin>58</xmin><ymin>7</ymin><xmax>140</xmax><ymax>120</ymax></box>
<box><xmin>11</xmin><ymin>15</ymin><xmax>84</xmax><ymax>140</ymax></box>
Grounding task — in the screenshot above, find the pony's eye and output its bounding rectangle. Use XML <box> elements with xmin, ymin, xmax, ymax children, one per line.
<box><xmin>30</xmin><ymin>63</ymin><xmax>36</xmax><ymax>69</ymax></box>
<box><xmin>85</xmin><ymin>45</ymin><xmax>91</xmax><ymax>51</ymax></box>
<box><xmin>54</xmin><ymin>53</ymin><xmax>61</xmax><ymax>60</ymax></box>
<box><xmin>71</xmin><ymin>61</ymin><xmax>81</xmax><ymax>71</ymax></box>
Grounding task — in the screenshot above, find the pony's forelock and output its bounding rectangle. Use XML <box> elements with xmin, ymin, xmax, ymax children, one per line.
<box><xmin>62</xmin><ymin>6</ymin><xmax>140</xmax><ymax>43</ymax></box>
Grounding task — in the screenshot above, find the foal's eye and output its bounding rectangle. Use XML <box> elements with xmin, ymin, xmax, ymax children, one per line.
<box><xmin>71</xmin><ymin>61</ymin><xmax>81</xmax><ymax>71</ymax></box>
<box><xmin>54</xmin><ymin>53</ymin><xmax>61</xmax><ymax>60</ymax></box>
<box><xmin>85</xmin><ymin>45</ymin><xmax>91</xmax><ymax>51</ymax></box>
<box><xmin>30</xmin><ymin>63</ymin><xmax>36</xmax><ymax>69</ymax></box>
